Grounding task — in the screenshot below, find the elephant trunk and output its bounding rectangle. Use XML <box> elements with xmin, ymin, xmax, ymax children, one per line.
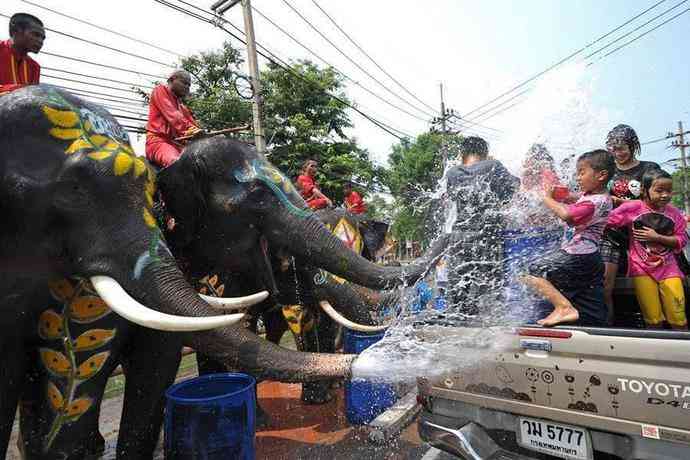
<box><xmin>265</xmin><ymin>207</ymin><xmax>447</xmax><ymax>290</ymax></box>
<box><xmin>313</xmin><ymin>276</ymin><xmax>401</xmax><ymax>325</ymax></box>
<box><xmin>144</xmin><ymin>255</ymin><xmax>356</xmax><ymax>382</ymax></box>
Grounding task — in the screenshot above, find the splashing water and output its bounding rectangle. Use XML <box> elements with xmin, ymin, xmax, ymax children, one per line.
<box><xmin>351</xmin><ymin>64</ymin><xmax>615</xmax><ymax>383</ymax></box>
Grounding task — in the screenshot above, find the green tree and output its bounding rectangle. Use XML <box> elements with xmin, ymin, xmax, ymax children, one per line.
<box><xmin>383</xmin><ymin>132</ymin><xmax>462</xmax><ymax>242</ymax></box>
<box><xmin>162</xmin><ymin>44</ymin><xmax>381</xmax><ymax>204</ymax></box>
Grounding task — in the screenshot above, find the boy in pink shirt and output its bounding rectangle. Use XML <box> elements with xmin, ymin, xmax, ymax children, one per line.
<box><xmin>522</xmin><ymin>150</ymin><xmax>614</xmax><ymax>327</ymax></box>
<box><xmin>607</xmin><ymin>169</ymin><xmax>688</xmax><ymax>329</ymax></box>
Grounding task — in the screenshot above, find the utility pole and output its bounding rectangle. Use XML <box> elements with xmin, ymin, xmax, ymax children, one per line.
<box><xmin>432</xmin><ymin>82</ymin><xmax>454</xmax><ymax>167</ymax></box>
<box><xmin>211</xmin><ymin>0</ymin><xmax>266</xmax><ymax>153</ymax></box>
<box><xmin>674</xmin><ymin>121</ymin><xmax>689</xmax><ymax>214</ymax></box>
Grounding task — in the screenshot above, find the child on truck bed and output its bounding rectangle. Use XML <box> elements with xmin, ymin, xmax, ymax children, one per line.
<box><xmin>607</xmin><ymin>169</ymin><xmax>688</xmax><ymax>330</ymax></box>
<box><xmin>521</xmin><ymin>149</ymin><xmax>614</xmax><ymax>327</ymax></box>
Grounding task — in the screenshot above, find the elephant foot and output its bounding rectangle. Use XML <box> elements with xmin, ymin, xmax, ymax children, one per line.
<box><xmin>256</xmin><ymin>401</ymin><xmax>271</xmax><ymax>429</ymax></box>
<box><xmin>301</xmin><ymin>381</ymin><xmax>333</xmax><ymax>405</ymax></box>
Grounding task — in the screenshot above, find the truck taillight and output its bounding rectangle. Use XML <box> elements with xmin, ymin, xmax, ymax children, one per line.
<box><xmin>517</xmin><ymin>328</ymin><xmax>572</xmax><ymax>339</ymax></box>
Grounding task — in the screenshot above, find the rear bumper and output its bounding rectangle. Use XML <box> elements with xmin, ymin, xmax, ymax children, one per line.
<box><xmin>418</xmin><ymin>413</ymin><xmax>538</xmax><ymax>460</ymax></box>
<box><xmin>418</xmin><ymin>399</ymin><xmax>690</xmax><ymax>460</ymax></box>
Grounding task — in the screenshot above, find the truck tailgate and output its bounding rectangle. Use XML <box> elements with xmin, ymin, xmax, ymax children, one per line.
<box><xmin>424</xmin><ymin>326</ymin><xmax>690</xmax><ymax>445</ymax></box>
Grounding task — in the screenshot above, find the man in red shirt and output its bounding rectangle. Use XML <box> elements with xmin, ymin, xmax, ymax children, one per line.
<box><xmin>0</xmin><ymin>13</ymin><xmax>44</xmax><ymax>95</ymax></box>
<box><xmin>145</xmin><ymin>70</ymin><xmax>202</xmax><ymax>168</ymax></box>
<box><xmin>343</xmin><ymin>182</ymin><xmax>367</xmax><ymax>215</ymax></box>
<box><xmin>296</xmin><ymin>159</ymin><xmax>332</xmax><ymax>210</ymax></box>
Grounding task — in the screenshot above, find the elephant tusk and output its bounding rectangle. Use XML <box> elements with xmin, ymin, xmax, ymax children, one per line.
<box><xmin>90</xmin><ymin>276</ymin><xmax>246</xmax><ymax>331</ymax></box>
<box><xmin>318</xmin><ymin>300</ymin><xmax>390</xmax><ymax>333</ymax></box>
<box><xmin>200</xmin><ymin>291</ymin><xmax>269</xmax><ymax>311</ymax></box>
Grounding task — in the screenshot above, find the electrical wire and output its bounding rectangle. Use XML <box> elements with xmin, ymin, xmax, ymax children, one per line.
<box><xmin>47</xmin><ymin>84</ymin><xmax>147</xmax><ymax>105</ymax></box>
<box><xmin>310</xmin><ymin>0</ymin><xmax>438</xmax><ymax>115</ymax></box>
<box><xmin>21</xmin><ymin>0</ymin><xmax>184</xmax><ymax>58</ymax></box>
<box><xmin>42</xmin><ymin>66</ymin><xmax>155</xmax><ymax>90</ymax></box>
<box><xmin>281</xmin><ymin>0</ymin><xmax>435</xmax><ymax>120</ymax></box>
<box><xmin>153</xmin><ymin>0</ymin><xmax>414</xmax><ymax>140</ymax></box>
<box><xmin>42</xmin><ymin>73</ymin><xmax>144</xmax><ymax>94</ymax></box>
<box><xmin>460</xmin><ymin>0</ymin><xmax>669</xmax><ymax>119</ymax></box>
<box><xmin>251</xmin><ymin>4</ymin><xmax>432</xmax><ymax>123</ymax></box>
<box><xmin>0</xmin><ymin>11</ymin><xmax>174</xmax><ymax>69</ymax></box>
<box><xmin>584</xmin><ymin>0</ymin><xmax>688</xmax><ymax>61</ymax></box>
<box><xmin>40</xmin><ymin>51</ymin><xmax>166</xmax><ymax>79</ymax></box>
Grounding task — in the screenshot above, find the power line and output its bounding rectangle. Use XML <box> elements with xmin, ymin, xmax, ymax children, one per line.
<box><xmin>43</xmin><ymin>66</ymin><xmax>155</xmax><ymax>90</ymax></box>
<box><xmin>251</xmin><ymin>4</ymin><xmax>431</xmax><ymax>123</ymax></box>
<box><xmin>587</xmin><ymin>6</ymin><xmax>690</xmax><ymax>65</ymax></box>
<box><xmin>42</xmin><ymin>73</ymin><xmax>144</xmax><ymax>94</ymax></box>
<box><xmin>584</xmin><ymin>0</ymin><xmax>688</xmax><ymax>61</ymax></box>
<box><xmin>47</xmin><ymin>84</ymin><xmax>147</xmax><ymax>105</ymax></box>
<box><xmin>0</xmin><ymin>12</ymin><xmax>175</xmax><ymax>69</ymax></box>
<box><xmin>465</xmin><ymin>2</ymin><xmax>688</xmax><ymax>125</ymax></box>
<box><xmin>280</xmin><ymin>0</ymin><xmax>436</xmax><ymax>120</ymax></box>
<box><xmin>21</xmin><ymin>0</ymin><xmax>184</xmax><ymax>58</ymax></box>
<box><xmin>460</xmin><ymin>0</ymin><xmax>669</xmax><ymax>119</ymax></box>
<box><xmin>40</xmin><ymin>51</ymin><xmax>166</xmax><ymax>80</ymax></box>
<box><xmin>153</xmin><ymin>0</ymin><xmax>414</xmax><ymax>140</ymax></box>
<box><xmin>309</xmin><ymin>0</ymin><xmax>438</xmax><ymax>114</ymax></box>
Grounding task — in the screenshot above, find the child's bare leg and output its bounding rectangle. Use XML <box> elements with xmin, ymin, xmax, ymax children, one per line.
<box><xmin>521</xmin><ymin>275</ymin><xmax>579</xmax><ymax>326</ymax></box>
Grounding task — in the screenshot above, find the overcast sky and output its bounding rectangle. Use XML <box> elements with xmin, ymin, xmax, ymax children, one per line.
<box><xmin>3</xmin><ymin>0</ymin><xmax>689</xmax><ymax>172</ymax></box>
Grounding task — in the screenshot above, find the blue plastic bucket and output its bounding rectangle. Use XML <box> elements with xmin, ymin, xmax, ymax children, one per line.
<box><xmin>344</xmin><ymin>329</ymin><xmax>397</xmax><ymax>425</ymax></box>
<box><xmin>503</xmin><ymin>227</ymin><xmax>562</xmax><ymax>321</ymax></box>
<box><xmin>164</xmin><ymin>373</ymin><xmax>256</xmax><ymax>460</ymax></box>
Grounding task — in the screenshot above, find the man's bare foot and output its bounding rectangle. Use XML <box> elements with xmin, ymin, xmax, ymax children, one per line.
<box><xmin>537</xmin><ymin>306</ymin><xmax>579</xmax><ymax>327</ymax></box>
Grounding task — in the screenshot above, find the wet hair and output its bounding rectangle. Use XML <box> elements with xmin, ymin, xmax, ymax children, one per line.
<box><xmin>606</xmin><ymin>124</ymin><xmax>641</xmax><ymax>158</ymax></box>
<box><xmin>641</xmin><ymin>168</ymin><xmax>673</xmax><ymax>199</ymax></box>
<box><xmin>577</xmin><ymin>149</ymin><xmax>615</xmax><ymax>182</ymax></box>
<box><xmin>460</xmin><ymin>136</ymin><xmax>489</xmax><ymax>160</ymax></box>
<box><xmin>9</xmin><ymin>13</ymin><xmax>43</xmax><ymax>36</ymax></box>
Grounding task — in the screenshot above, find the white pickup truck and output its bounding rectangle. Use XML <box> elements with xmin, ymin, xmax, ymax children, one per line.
<box><xmin>417</xmin><ymin>278</ymin><xmax>690</xmax><ymax>460</ymax></box>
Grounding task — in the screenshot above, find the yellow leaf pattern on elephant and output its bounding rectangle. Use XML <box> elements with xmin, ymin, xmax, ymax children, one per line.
<box><xmin>38</xmin><ymin>309</ymin><xmax>64</xmax><ymax>340</ymax></box>
<box><xmin>133</xmin><ymin>158</ymin><xmax>147</xmax><ymax>178</ymax></box>
<box><xmin>87</xmin><ymin>151</ymin><xmax>112</xmax><ymax>161</ymax></box>
<box><xmin>48</xmin><ymin>278</ymin><xmax>75</xmax><ymax>302</ymax></box>
<box><xmin>42</xmin><ymin>106</ymin><xmax>79</xmax><ymax>128</ymax></box>
<box><xmin>282</xmin><ymin>305</ymin><xmax>314</xmax><ymax>335</ymax></box>
<box><xmin>113</xmin><ymin>152</ymin><xmax>133</xmax><ymax>176</ymax></box>
<box><xmin>89</xmin><ymin>134</ymin><xmax>108</xmax><ymax>147</ymax></box>
<box><xmin>103</xmin><ymin>140</ymin><xmax>119</xmax><ymax>151</ymax></box>
<box><xmin>40</xmin><ymin>348</ymin><xmax>71</xmax><ymax>377</ymax></box>
<box><xmin>143</xmin><ymin>208</ymin><xmax>157</xmax><ymax>229</ymax></box>
<box><xmin>49</xmin><ymin>127</ymin><xmax>83</xmax><ymax>140</ymax></box>
<box><xmin>73</xmin><ymin>329</ymin><xmax>116</xmax><ymax>352</ymax></box>
<box><xmin>65</xmin><ymin>138</ymin><xmax>92</xmax><ymax>154</ymax></box>
<box><xmin>65</xmin><ymin>397</ymin><xmax>92</xmax><ymax>417</ymax></box>
<box><xmin>69</xmin><ymin>296</ymin><xmax>110</xmax><ymax>323</ymax></box>
<box><xmin>47</xmin><ymin>382</ymin><xmax>64</xmax><ymax>412</ymax></box>
<box><xmin>76</xmin><ymin>351</ymin><xmax>110</xmax><ymax>380</ymax></box>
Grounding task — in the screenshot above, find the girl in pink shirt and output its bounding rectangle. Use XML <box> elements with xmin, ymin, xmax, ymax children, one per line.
<box><xmin>607</xmin><ymin>169</ymin><xmax>688</xmax><ymax>329</ymax></box>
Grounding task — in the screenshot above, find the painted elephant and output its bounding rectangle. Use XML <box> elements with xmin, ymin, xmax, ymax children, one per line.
<box><xmin>0</xmin><ymin>86</ymin><xmax>360</xmax><ymax>459</ymax></box>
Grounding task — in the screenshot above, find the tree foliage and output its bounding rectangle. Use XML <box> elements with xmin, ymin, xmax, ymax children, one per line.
<box><xmin>170</xmin><ymin>42</ymin><xmax>380</xmax><ymax>204</ymax></box>
<box><xmin>383</xmin><ymin>132</ymin><xmax>462</xmax><ymax>242</ymax></box>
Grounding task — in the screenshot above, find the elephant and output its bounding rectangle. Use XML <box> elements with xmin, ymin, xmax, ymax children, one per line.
<box><xmin>0</xmin><ymin>86</ymin><xmax>368</xmax><ymax>459</ymax></box>
<box><xmin>1</xmin><ymin>86</ymin><xmax>448</xmax><ymax>459</ymax></box>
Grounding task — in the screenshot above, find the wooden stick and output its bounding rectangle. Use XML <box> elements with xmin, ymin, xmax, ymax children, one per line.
<box><xmin>175</xmin><ymin>124</ymin><xmax>251</xmax><ymax>142</ymax></box>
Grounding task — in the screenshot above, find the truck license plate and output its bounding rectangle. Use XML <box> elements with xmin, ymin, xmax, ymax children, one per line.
<box><xmin>518</xmin><ymin>417</ymin><xmax>591</xmax><ymax>460</ymax></box>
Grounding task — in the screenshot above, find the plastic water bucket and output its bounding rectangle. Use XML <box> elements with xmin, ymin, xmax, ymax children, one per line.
<box><xmin>503</xmin><ymin>227</ymin><xmax>562</xmax><ymax>321</ymax></box>
<box><xmin>164</xmin><ymin>373</ymin><xmax>256</xmax><ymax>460</ymax></box>
<box><xmin>344</xmin><ymin>329</ymin><xmax>396</xmax><ymax>425</ymax></box>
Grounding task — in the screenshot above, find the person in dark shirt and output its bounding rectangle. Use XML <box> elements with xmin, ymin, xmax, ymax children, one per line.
<box><xmin>444</xmin><ymin>136</ymin><xmax>520</xmax><ymax>314</ymax></box>
<box><xmin>601</xmin><ymin>124</ymin><xmax>661</xmax><ymax>323</ymax></box>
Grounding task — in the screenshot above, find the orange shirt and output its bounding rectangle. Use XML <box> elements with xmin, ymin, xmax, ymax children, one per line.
<box><xmin>0</xmin><ymin>39</ymin><xmax>40</xmax><ymax>95</ymax></box>
<box><xmin>145</xmin><ymin>84</ymin><xmax>197</xmax><ymax>146</ymax></box>
<box><xmin>345</xmin><ymin>190</ymin><xmax>367</xmax><ymax>214</ymax></box>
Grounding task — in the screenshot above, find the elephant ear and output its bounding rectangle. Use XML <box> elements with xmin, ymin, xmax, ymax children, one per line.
<box><xmin>157</xmin><ymin>154</ymin><xmax>206</xmax><ymax>248</ymax></box>
<box><xmin>359</xmin><ymin>220</ymin><xmax>389</xmax><ymax>260</ymax></box>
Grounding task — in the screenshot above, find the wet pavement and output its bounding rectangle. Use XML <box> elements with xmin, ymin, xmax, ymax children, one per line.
<box><xmin>7</xmin><ymin>367</ymin><xmax>438</xmax><ymax>459</ymax></box>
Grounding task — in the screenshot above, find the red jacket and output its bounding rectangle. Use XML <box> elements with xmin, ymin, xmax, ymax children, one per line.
<box><xmin>145</xmin><ymin>84</ymin><xmax>197</xmax><ymax>146</ymax></box>
<box><xmin>0</xmin><ymin>39</ymin><xmax>40</xmax><ymax>94</ymax></box>
<box><xmin>345</xmin><ymin>190</ymin><xmax>367</xmax><ymax>214</ymax></box>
